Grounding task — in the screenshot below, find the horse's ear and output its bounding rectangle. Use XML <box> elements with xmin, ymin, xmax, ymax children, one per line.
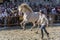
<box><xmin>18</xmin><ymin>6</ymin><xmax>20</xmax><ymax>11</ymax></box>
<box><xmin>18</xmin><ymin>6</ymin><xmax>22</xmax><ymax>12</ymax></box>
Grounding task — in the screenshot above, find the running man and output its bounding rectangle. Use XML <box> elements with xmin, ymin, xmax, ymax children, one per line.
<box><xmin>38</xmin><ymin>10</ymin><xmax>49</xmax><ymax>39</ymax></box>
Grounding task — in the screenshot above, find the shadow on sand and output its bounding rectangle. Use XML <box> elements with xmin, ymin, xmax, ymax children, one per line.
<box><xmin>0</xmin><ymin>23</ymin><xmax>34</xmax><ymax>31</ymax></box>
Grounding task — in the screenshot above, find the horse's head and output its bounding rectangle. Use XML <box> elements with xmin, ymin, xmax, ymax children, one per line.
<box><xmin>18</xmin><ymin>5</ymin><xmax>23</xmax><ymax>16</ymax></box>
<box><xmin>18</xmin><ymin>3</ymin><xmax>33</xmax><ymax>14</ymax></box>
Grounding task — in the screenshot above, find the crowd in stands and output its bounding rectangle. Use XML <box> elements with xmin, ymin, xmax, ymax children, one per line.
<box><xmin>0</xmin><ymin>1</ymin><xmax>60</xmax><ymax>26</ymax></box>
<box><xmin>0</xmin><ymin>1</ymin><xmax>18</xmax><ymax>26</ymax></box>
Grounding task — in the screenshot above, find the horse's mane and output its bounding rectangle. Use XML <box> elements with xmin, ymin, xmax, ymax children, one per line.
<box><xmin>18</xmin><ymin>3</ymin><xmax>33</xmax><ymax>13</ymax></box>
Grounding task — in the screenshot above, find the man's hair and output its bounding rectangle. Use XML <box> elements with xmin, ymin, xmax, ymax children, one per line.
<box><xmin>39</xmin><ymin>10</ymin><xmax>44</xmax><ymax>14</ymax></box>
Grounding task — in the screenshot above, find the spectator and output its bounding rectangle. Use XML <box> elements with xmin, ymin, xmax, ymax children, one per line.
<box><xmin>0</xmin><ymin>11</ymin><xmax>3</xmax><ymax>25</ymax></box>
<box><xmin>2</xmin><ymin>9</ymin><xmax>8</xmax><ymax>27</ymax></box>
<box><xmin>49</xmin><ymin>7</ymin><xmax>57</xmax><ymax>25</ymax></box>
<box><xmin>51</xmin><ymin>8</ymin><xmax>57</xmax><ymax>14</ymax></box>
<box><xmin>41</xmin><ymin>6</ymin><xmax>47</xmax><ymax>15</ymax></box>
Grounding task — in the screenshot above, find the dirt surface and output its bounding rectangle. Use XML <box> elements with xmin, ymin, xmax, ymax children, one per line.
<box><xmin>0</xmin><ymin>26</ymin><xmax>60</xmax><ymax>40</ymax></box>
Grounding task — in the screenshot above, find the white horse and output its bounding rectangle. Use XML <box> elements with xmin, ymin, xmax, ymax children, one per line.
<box><xmin>18</xmin><ymin>3</ymin><xmax>40</xmax><ymax>30</ymax></box>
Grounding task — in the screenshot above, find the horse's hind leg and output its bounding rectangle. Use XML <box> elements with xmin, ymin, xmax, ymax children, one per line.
<box><xmin>30</xmin><ymin>23</ymin><xmax>36</xmax><ymax>31</ymax></box>
<box><xmin>35</xmin><ymin>23</ymin><xmax>40</xmax><ymax>33</ymax></box>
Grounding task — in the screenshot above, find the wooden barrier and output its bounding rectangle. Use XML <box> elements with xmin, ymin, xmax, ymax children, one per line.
<box><xmin>0</xmin><ymin>14</ymin><xmax>60</xmax><ymax>26</ymax></box>
<box><xmin>0</xmin><ymin>16</ymin><xmax>23</xmax><ymax>26</ymax></box>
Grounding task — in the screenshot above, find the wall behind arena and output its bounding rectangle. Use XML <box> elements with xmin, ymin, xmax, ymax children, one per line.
<box><xmin>0</xmin><ymin>0</ymin><xmax>3</xmax><ymax>3</ymax></box>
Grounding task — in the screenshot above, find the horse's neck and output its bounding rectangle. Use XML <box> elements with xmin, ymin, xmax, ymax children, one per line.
<box><xmin>23</xmin><ymin>12</ymin><xmax>32</xmax><ymax>19</ymax></box>
<box><xmin>24</xmin><ymin>12</ymin><xmax>31</xmax><ymax>15</ymax></box>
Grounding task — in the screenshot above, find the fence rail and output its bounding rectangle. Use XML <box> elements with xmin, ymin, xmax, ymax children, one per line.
<box><xmin>0</xmin><ymin>14</ymin><xmax>60</xmax><ymax>26</ymax></box>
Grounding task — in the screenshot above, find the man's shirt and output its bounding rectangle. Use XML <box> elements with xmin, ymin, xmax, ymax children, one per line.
<box><xmin>38</xmin><ymin>14</ymin><xmax>48</xmax><ymax>26</ymax></box>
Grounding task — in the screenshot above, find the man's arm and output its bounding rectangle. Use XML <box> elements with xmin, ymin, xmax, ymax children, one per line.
<box><xmin>44</xmin><ymin>15</ymin><xmax>49</xmax><ymax>27</ymax></box>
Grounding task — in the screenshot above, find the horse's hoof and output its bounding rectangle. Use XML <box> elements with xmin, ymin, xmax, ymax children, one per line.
<box><xmin>47</xmin><ymin>33</ymin><xmax>49</xmax><ymax>37</ymax></box>
<box><xmin>35</xmin><ymin>31</ymin><xmax>39</xmax><ymax>34</ymax></box>
<box><xmin>30</xmin><ymin>29</ymin><xmax>33</xmax><ymax>31</ymax></box>
<box><xmin>31</xmin><ymin>30</ymin><xmax>32</xmax><ymax>31</ymax></box>
<box><xmin>41</xmin><ymin>37</ymin><xmax>43</xmax><ymax>40</ymax></box>
<box><xmin>23</xmin><ymin>29</ymin><xmax>26</xmax><ymax>31</ymax></box>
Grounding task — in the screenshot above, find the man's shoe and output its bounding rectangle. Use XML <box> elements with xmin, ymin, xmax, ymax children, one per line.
<box><xmin>47</xmin><ymin>33</ymin><xmax>49</xmax><ymax>37</ymax></box>
<box><xmin>41</xmin><ymin>37</ymin><xmax>43</xmax><ymax>40</ymax></box>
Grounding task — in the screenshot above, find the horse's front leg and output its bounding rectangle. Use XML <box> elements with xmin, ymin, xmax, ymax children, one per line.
<box><xmin>20</xmin><ymin>21</ymin><xmax>23</xmax><ymax>28</ymax></box>
<box><xmin>22</xmin><ymin>22</ymin><xmax>26</xmax><ymax>30</ymax></box>
<box><xmin>20</xmin><ymin>21</ymin><xmax>26</xmax><ymax>30</ymax></box>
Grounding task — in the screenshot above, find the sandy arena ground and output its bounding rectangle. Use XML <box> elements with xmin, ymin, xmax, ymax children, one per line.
<box><xmin>0</xmin><ymin>26</ymin><xmax>60</xmax><ymax>40</ymax></box>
